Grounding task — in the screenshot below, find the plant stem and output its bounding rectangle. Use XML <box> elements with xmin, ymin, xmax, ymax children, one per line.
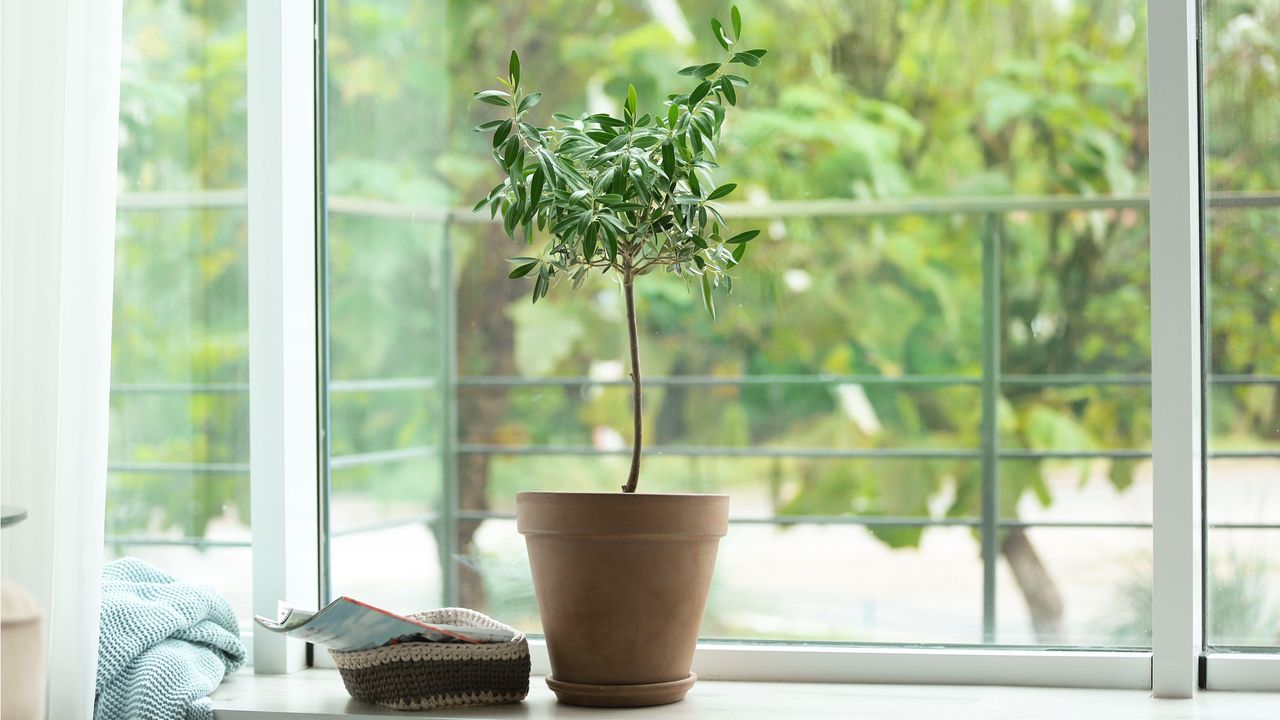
<box><xmin>621</xmin><ymin>270</ymin><xmax>643</xmax><ymax>493</ymax></box>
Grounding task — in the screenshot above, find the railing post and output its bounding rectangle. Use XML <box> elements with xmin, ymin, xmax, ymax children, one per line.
<box><xmin>980</xmin><ymin>212</ymin><xmax>1002</xmax><ymax>643</ymax></box>
<box><xmin>439</xmin><ymin>215</ymin><xmax>460</xmax><ymax>606</ymax></box>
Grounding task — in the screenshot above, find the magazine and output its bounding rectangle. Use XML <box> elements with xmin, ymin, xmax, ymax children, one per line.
<box><xmin>254</xmin><ymin>597</ymin><xmax>516</xmax><ymax>652</ymax></box>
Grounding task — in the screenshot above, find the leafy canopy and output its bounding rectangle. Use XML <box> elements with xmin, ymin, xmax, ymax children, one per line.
<box><xmin>472</xmin><ymin>5</ymin><xmax>766</xmax><ymax>319</ymax></box>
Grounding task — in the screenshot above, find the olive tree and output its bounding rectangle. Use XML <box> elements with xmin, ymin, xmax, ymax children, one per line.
<box><xmin>473</xmin><ymin>6</ymin><xmax>766</xmax><ymax>493</ymax></box>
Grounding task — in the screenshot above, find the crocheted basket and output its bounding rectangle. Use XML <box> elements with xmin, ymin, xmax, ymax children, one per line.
<box><xmin>329</xmin><ymin>608</ymin><xmax>529</xmax><ymax>711</ymax></box>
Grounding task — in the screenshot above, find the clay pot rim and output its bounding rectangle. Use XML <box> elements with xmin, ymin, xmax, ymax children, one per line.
<box><xmin>515</xmin><ymin>491</ymin><xmax>730</xmax><ymax>537</ymax></box>
<box><xmin>516</xmin><ymin>491</ymin><xmax>729</xmax><ymax>499</ymax></box>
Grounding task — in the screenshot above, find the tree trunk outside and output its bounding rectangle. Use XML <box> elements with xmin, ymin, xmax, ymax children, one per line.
<box><xmin>452</xmin><ymin>229</ymin><xmax>523</xmax><ymax>611</ymax></box>
<box><xmin>1001</xmin><ymin>527</ymin><xmax>1065</xmax><ymax>641</ymax></box>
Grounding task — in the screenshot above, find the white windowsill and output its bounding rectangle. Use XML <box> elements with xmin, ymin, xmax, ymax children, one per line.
<box><xmin>210</xmin><ymin>669</ymin><xmax>1279</xmax><ymax>720</ymax></box>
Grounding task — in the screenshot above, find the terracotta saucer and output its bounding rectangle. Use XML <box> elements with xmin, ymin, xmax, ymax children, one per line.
<box><xmin>545</xmin><ymin>672</ymin><xmax>697</xmax><ymax>707</ymax></box>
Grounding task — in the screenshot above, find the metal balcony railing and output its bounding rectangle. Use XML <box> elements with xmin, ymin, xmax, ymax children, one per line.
<box><xmin>107</xmin><ymin>190</ymin><xmax>1280</xmax><ymax>640</ymax></box>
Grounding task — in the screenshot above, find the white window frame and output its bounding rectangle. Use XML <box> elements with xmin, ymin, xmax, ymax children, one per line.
<box><xmin>246</xmin><ymin>0</ymin><xmax>1280</xmax><ymax>691</ymax></box>
<box><xmin>1147</xmin><ymin>0</ymin><xmax>1205</xmax><ymax>700</ymax></box>
<box><xmin>248</xmin><ymin>0</ymin><xmax>321</xmax><ymax>674</ymax></box>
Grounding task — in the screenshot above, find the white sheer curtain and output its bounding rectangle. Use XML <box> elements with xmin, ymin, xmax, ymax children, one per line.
<box><xmin>1</xmin><ymin>0</ymin><xmax>123</xmax><ymax>717</ymax></box>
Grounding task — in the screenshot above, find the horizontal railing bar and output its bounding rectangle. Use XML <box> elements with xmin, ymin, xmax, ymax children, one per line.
<box><xmin>326</xmin><ymin>196</ymin><xmax>460</xmax><ymax>224</ymax></box>
<box><xmin>103</xmin><ymin>374</ymin><xmax>1280</xmax><ymax>396</ymax></box>
<box><xmin>331</xmin><ymin>512</ymin><xmax>439</xmax><ymax>538</ymax></box>
<box><xmin>104</xmin><ymin>536</ymin><xmax>251</xmax><ymax>548</ymax></box>
<box><xmin>1209</xmin><ymin>375</ymin><xmax>1280</xmax><ymax>385</ymax></box>
<box><xmin>330</xmin><ymin>377</ymin><xmax>437</xmax><ymax>393</ymax></box>
<box><xmin>328</xmin><ymin>446</ymin><xmax>437</xmax><ymax>470</ymax></box>
<box><xmin>456</xmin><ymin>374</ymin><xmax>1263</xmax><ymax>389</ymax></box>
<box><xmin>324</xmin><ymin>510</ymin><xmax>1280</xmax><ymax>535</ymax></box>
<box><xmin>1208</xmin><ymin>450</ymin><xmax>1280</xmax><ymax>459</ymax></box>
<box><xmin>1207</xmin><ymin>191</ymin><xmax>1280</xmax><ymax>208</ymax></box>
<box><xmin>454</xmin><ymin>445</ymin><xmax>1170</xmax><ymax>460</ymax></box>
<box><xmin>457</xmin><ymin>374</ymin><xmax>982</xmax><ymax>388</ymax></box>
<box><xmin>104</xmin><ymin>518</ymin><xmax>1280</xmax><ymax>546</ymax></box>
<box><xmin>110</xmin><ymin>382</ymin><xmax>249</xmax><ymax>394</ymax></box>
<box><xmin>455</xmin><ymin>444</ymin><xmax>980</xmax><ymax>460</ymax></box>
<box><xmin>1208</xmin><ymin>523</ymin><xmax>1280</xmax><ymax>530</ymax></box>
<box><xmin>448</xmin><ymin>507</ymin><xmax>1239</xmax><ymax>530</ymax></box>
<box><xmin>717</xmin><ymin>195</ymin><xmax>1150</xmax><ymax>217</ymax></box>
<box><xmin>450</xmin><ymin>510</ymin><xmax>1157</xmax><ymax>530</ymax></box>
<box><xmin>107</xmin><ymin>461</ymin><xmax>249</xmax><ymax>474</ymax></box>
<box><xmin>740</xmin><ymin>515</ymin><xmax>977</xmax><ymax>527</ymax></box>
<box><xmin>104</xmin><ymin>446</ymin><xmax>1278</xmax><ymax>474</ymax></box>
<box><xmin>1000</xmin><ymin>450</ymin><xmax>1152</xmax><ymax>460</ymax></box>
<box><xmin>999</xmin><ymin>520</ymin><xmax>1150</xmax><ymax>530</ymax></box>
<box><xmin>322</xmin><ymin>192</ymin><xmax>1280</xmax><ymax>224</ymax></box>
<box><xmin>118</xmin><ymin>190</ymin><xmax>1280</xmax><ymax>220</ymax></box>
<box><xmin>116</xmin><ymin>189</ymin><xmax>248</xmax><ymax>210</ymax></box>
<box><xmin>1002</xmin><ymin>374</ymin><xmax>1149</xmax><ymax>386</ymax></box>
<box><xmin>450</xmin><ymin>510</ymin><xmax>980</xmax><ymax>527</ymax></box>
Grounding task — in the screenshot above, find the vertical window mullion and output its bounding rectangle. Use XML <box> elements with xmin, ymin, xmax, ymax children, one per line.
<box><xmin>315</xmin><ymin>0</ymin><xmax>334</xmax><ymax>611</ymax></box>
<box><xmin>1147</xmin><ymin>0</ymin><xmax>1206</xmax><ymax>699</ymax></box>
<box><xmin>248</xmin><ymin>0</ymin><xmax>321</xmax><ymax>675</ymax></box>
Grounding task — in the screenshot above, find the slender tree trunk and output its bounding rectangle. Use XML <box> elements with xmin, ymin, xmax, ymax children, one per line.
<box><xmin>621</xmin><ymin>272</ymin><xmax>643</xmax><ymax>493</ymax></box>
<box><xmin>451</xmin><ymin>229</ymin><xmax>522</xmax><ymax>611</ymax></box>
<box><xmin>1001</xmin><ymin>527</ymin><xmax>1064</xmax><ymax>641</ymax></box>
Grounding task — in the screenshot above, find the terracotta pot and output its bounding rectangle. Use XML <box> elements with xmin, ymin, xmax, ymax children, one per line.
<box><xmin>516</xmin><ymin>491</ymin><xmax>729</xmax><ymax>707</ymax></box>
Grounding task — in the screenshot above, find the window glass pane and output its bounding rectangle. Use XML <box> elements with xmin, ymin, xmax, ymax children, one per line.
<box><xmin>322</xmin><ymin>0</ymin><xmax>1152</xmax><ymax>647</ymax></box>
<box><xmin>322</xmin><ymin>0</ymin><xmax>451</xmax><ymax>611</ymax></box>
<box><xmin>1201</xmin><ymin>0</ymin><xmax>1280</xmax><ymax>649</ymax></box>
<box><xmin>108</xmin><ymin>1</ymin><xmax>250</xmax><ymax>625</ymax></box>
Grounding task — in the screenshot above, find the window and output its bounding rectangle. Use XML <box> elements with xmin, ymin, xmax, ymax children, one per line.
<box><xmin>1201</xmin><ymin>0</ymin><xmax>1280</xmax><ymax>650</ymax></box>
<box><xmin>108</xmin><ymin>1</ymin><xmax>252</xmax><ymax>625</ymax></box>
<box><xmin>100</xmin><ymin>0</ymin><xmax>1276</xmax><ymax>693</ymax></box>
<box><xmin>318</xmin><ymin>0</ymin><xmax>1154</xmax><ymax>648</ymax></box>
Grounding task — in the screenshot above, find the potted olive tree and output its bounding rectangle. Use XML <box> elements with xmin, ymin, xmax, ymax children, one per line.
<box><xmin>473</xmin><ymin>7</ymin><xmax>765</xmax><ymax>708</ymax></box>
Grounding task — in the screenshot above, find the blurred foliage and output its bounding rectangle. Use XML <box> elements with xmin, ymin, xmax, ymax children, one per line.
<box><xmin>107</xmin><ymin>0</ymin><xmax>1279</xmax><ymax>642</ymax></box>
<box><xmin>1105</xmin><ymin>551</ymin><xmax>1280</xmax><ymax>646</ymax></box>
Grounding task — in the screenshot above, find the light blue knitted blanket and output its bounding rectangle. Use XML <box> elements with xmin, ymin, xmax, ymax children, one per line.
<box><xmin>96</xmin><ymin>558</ymin><xmax>246</xmax><ymax>720</ymax></box>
